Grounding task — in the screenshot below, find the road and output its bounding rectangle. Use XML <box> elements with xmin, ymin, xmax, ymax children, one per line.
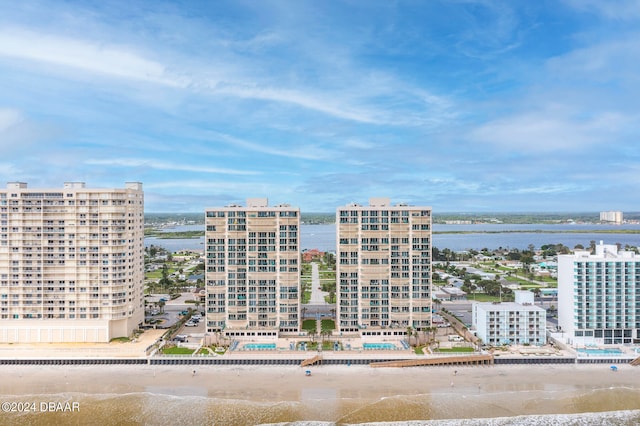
<box><xmin>304</xmin><ymin>262</ymin><xmax>335</xmax><ymax>319</ymax></box>
<box><xmin>309</xmin><ymin>262</ymin><xmax>327</xmax><ymax>304</ymax></box>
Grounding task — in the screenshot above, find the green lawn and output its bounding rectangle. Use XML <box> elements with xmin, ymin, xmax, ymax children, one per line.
<box><xmin>436</xmin><ymin>347</ymin><xmax>475</xmax><ymax>353</ymax></box>
<box><xmin>466</xmin><ymin>293</ymin><xmax>502</xmax><ymax>302</ymax></box>
<box><xmin>302</xmin><ymin>319</ymin><xmax>316</xmax><ymax>332</ymax></box>
<box><xmin>162</xmin><ymin>346</ymin><xmax>195</xmax><ymax>355</ymax></box>
<box><xmin>321</xmin><ymin>319</ymin><xmax>335</xmax><ymax>331</ymax></box>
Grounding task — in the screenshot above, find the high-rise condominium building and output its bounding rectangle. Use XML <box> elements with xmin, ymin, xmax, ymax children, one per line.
<box><xmin>600</xmin><ymin>211</ymin><xmax>623</xmax><ymax>224</ymax></box>
<box><xmin>0</xmin><ymin>182</ymin><xmax>144</xmax><ymax>343</ymax></box>
<box><xmin>205</xmin><ymin>198</ymin><xmax>300</xmax><ymax>338</ymax></box>
<box><xmin>558</xmin><ymin>241</ymin><xmax>640</xmax><ymax>346</ymax></box>
<box><xmin>336</xmin><ymin>198</ymin><xmax>432</xmax><ymax>338</ymax></box>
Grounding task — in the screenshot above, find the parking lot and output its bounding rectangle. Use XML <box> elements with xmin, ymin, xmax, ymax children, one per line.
<box><xmin>145</xmin><ymin>292</ymin><xmax>205</xmax><ymax>332</ymax></box>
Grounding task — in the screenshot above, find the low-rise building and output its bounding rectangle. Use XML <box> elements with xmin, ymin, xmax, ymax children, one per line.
<box><xmin>434</xmin><ymin>286</ymin><xmax>467</xmax><ymax>301</ymax></box>
<box><xmin>472</xmin><ymin>291</ymin><xmax>546</xmax><ymax>346</ymax></box>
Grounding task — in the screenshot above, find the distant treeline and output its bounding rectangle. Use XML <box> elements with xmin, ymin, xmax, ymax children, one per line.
<box><xmin>145</xmin><ymin>213</ymin><xmax>203</xmax><ymax>225</ymax></box>
<box><xmin>144</xmin><ymin>229</ymin><xmax>204</xmax><ymax>239</ymax></box>
<box><xmin>144</xmin><ymin>212</ymin><xmax>640</xmax><ymax>226</ymax></box>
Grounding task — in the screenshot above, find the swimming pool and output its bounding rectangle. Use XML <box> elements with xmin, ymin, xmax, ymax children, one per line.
<box><xmin>363</xmin><ymin>343</ymin><xmax>397</xmax><ymax>350</ymax></box>
<box><xmin>576</xmin><ymin>348</ymin><xmax>623</xmax><ymax>356</ymax></box>
<box><xmin>243</xmin><ymin>343</ymin><xmax>276</xmax><ymax>350</ymax></box>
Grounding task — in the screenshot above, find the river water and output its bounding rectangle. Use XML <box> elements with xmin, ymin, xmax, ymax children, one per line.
<box><xmin>146</xmin><ymin>223</ymin><xmax>640</xmax><ymax>252</ymax></box>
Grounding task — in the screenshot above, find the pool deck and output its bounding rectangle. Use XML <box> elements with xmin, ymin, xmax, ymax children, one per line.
<box><xmin>0</xmin><ymin>330</ymin><xmax>638</xmax><ymax>365</ymax></box>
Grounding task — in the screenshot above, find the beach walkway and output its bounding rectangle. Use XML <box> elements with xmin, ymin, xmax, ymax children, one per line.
<box><xmin>301</xmin><ymin>354</ymin><xmax>323</xmax><ymax>367</ymax></box>
<box><xmin>369</xmin><ymin>354</ymin><xmax>494</xmax><ymax>368</ymax></box>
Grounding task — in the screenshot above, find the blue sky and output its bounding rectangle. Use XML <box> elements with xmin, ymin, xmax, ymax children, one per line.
<box><xmin>1</xmin><ymin>1</ymin><xmax>638</xmax><ymax>213</ymax></box>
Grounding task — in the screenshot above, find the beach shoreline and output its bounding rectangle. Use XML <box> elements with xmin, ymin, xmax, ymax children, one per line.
<box><xmin>1</xmin><ymin>363</ymin><xmax>639</xmax><ymax>424</ymax></box>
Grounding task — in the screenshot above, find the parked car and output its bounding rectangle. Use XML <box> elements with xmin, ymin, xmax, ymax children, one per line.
<box><xmin>185</xmin><ymin>321</ymin><xmax>198</xmax><ymax>327</ymax></box>
<box><xmin>174</xmin><ymin>335</ymin><xmax>187</xmax><ymax>342</ymax></box>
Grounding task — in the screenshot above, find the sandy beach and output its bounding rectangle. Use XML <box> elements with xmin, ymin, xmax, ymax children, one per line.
<box><xmin>1</xmin><ymin>363</ymin><xmax>640</xmax><ymax>425</ymax></box>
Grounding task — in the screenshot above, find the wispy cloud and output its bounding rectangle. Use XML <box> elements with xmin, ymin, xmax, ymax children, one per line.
<box><xmin>0</xmin><ymin>1</ymin><xmax>638</xmax><ymax>212</ymax></box>
<box><xmin>86</xmin><ymin>158</ymin><xmax>260</xmax><ymax>176</ymax></box>
<box><xmin>468</xmin><ymin>109</ymin><xmax>621</xmax><ymax>153</ymax></box>
<box><xmin>0</xmin><ymin>108</ymin><xmax>23</xmax><ymax>131</ymax></box>
<box><xmin>0</xmin><ymin>29</ymin><xmax>185</xmax><ymax>87</ymax></box>
<box><xmin>202</xmin><ymin>131</ymin><xmax>334</xmax><ymax>161</ymax></box>
<box><xmin>563</xmin><ymin>0</ymin><xmax>640</xmax><ymax>21</ymax></box>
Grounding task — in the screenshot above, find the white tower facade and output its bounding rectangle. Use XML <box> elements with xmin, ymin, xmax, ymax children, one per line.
<box><xmin>0</xmin><ymin>182</ymin><xmax>145</xmax><ymax>342</ymax></box>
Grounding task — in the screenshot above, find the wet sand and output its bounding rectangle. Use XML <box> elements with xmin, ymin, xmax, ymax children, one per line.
<box><xmin>2</xmin><ymin>363</ymin><xmax>640</xmax><ymax>422</ymax></box>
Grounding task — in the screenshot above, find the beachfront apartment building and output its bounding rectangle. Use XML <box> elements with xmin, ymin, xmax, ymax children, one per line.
<box><xmin>205</xmin><ymin>198</ymin><xmax>300</xmax><ymax>338</ymax></box>
<box><xmin>558</xmin><ymin>241</ymin><xmax>640</xmax><ymax>346</ymax></box>
<box><xmin>0</xmin><ymin>182</ymin><xmax>145</xmax><ymax>343</ymax></box>
<box><xmin>336</xmin><ymin>198</ymin><xmax>432</xmax><ymax>338</ymax></box>
<box><xmin>472</xmin><ymin>291</ymin><xmax>546</xmax><ymax>346</ymax></box>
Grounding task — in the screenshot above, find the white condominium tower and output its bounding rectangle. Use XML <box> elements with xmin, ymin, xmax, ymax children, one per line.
<box><xmin>336</xmin><ymin>198</ymin><xmax>432</xmax><ymax>338</ymax></box>
<box><xmin>599</xmin><ymin>211</ymin><xmax>623</xmax><ymax>224</ymax></box>
<box><xmin>558</xmin><ymin>241</ymin><xmax>640</xmax><ymax>346</ymax></box>
<box><xmin>0</xmin><ymin>182</ymin><xmax>144</xmax><ymax>343</ymax></box>
<box><xmin>205</xmin><ymin>198</ymin><xmax>300</xmax><ymax>338</ymax></box>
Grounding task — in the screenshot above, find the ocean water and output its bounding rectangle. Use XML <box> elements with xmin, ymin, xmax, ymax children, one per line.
<box><xmin>3</xmin><ymin>388</ymin><xmax>640</xmax><ymax>425</ymax></box>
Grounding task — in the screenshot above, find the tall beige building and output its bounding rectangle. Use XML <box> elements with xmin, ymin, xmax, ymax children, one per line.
<box><xmin>336</xmin><ymin>198</ymin><xmax>432</xmax><ymax>338</ymax></box>
<box><xmin>205</xmin><ymin>198</ymin><xmax>300</xmax><ymax>338</ymax></box>
<box><xmin>0</xmin><ymin>182</ymin><xmax>145</xmax><ymax>343</ymax></box>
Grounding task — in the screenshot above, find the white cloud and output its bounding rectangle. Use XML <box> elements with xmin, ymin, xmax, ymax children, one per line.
<box><xmin>0</xmin><ymin>22</ymin><xmax>455</xmax><ymax>128</ymax></box>
<box><xmin>0</xmin><ymin>162</ymin><xmax>20</xmax><ymax>176</ymax></box>
<box><xmin>214</xmin><ymin>84</ymin><xmax>383</xmax><ymax>124</ymax></box>
<box><xmin>0</xmin><ymin>28</ymin><xmax>186</xmax><ymax>87</ymax></box>
<box><xmin>85</xmin><ymin>158</ymin><xmax>260</xmax><ymax>175</ymax></box>
<box><xmin>512</xmin><ymin>184</ymin><xmax>579</xmax><ymax>195</ymax></box>
<box><xmin>546</xmin><ymin>36</ymin><xmax>640</xmax><ymax>87</ymax></box>
<box><xmin>203</xmin><ymin>131</ymin><xmax>333</xmax><ymax>161</ymax></box>
<box><xmin>563</xmin><ymin>0</ymin><xmax>640</xmax><ymax>21</ymax></box>
<box><xmin>469</xmin><ymin>109</ymin><xmax>629</xmax><ymax>153</ymax></box>
<box><xmin>0</xmin><ymin>108</ymin><xmax>23</xmax><ymax>131</ymax></box>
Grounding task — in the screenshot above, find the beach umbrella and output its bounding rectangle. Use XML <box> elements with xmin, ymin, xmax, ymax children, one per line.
<box><xmin>610</xmin><ymin>365</ymin><xmax>618</xmax><ymax>372</ymax></box>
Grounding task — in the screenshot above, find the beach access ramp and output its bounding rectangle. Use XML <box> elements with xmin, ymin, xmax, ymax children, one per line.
<box><xmin>369</xmin><ymin>354</ymin><xmax>494</xmax><ymax>368</ymax></box>
<box><xmin>630</xmin><ymin>356</ymin><xmax>640</xmax><ymax>366</ymax></box>
<box><xmin>301</xmin><ymin>355</ymin><xmax>323</xmax><ymax>367</ymax></box>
